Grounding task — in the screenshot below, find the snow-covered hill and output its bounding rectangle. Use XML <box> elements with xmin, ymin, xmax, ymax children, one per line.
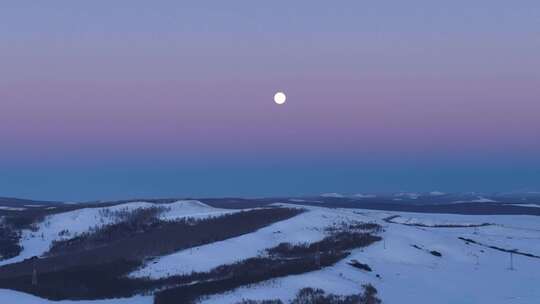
<box><xmin>199</xmin><ymin>210</ymin><xmax>540</xmax><ymax>304</ymax></box>
<box><xmin>129</xmin><ymin>204</ymin><xmax>366</xmax><ymax>279</ymax></box>
<box><xmin>1</xmin><ymin>201</ymin><xmax>539</xmax><ymax>303</ymax></box>
<box><xmin>0</xmin><ymin>200</ymin><xmax>238</xmax><ymax>266</ymax></box>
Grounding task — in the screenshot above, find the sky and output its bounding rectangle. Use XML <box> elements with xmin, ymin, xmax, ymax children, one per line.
<box><xmin>1</xmin><ymin>1</ymin><xmax>539</xmax><ymax>201</ymax></box>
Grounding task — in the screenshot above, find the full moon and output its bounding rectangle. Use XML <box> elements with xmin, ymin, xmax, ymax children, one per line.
<box><xmin>274</xmin><ymin>92</ymin><xmax>286</xmax><ymax>105</ymax></box>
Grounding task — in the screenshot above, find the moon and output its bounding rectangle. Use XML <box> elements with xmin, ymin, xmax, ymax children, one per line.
<box><xmin>274</xmin><ymin>92</ymin><xmax>286</xmax><ymax>105</ymax></box>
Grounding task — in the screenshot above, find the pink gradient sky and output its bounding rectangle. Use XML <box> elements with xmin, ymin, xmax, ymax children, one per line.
<box><xmin>1</xmin><ymin>1</ymin><xmax>539</xmax><ymax>199</ymax></box>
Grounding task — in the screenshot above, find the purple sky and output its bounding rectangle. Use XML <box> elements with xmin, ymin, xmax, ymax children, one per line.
<box><xmin>1</xmin><ymin>2</ymin><xmax>539</xmax><ymax>200</ymax></box>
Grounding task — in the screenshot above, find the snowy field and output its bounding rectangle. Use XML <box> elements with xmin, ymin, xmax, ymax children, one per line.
<box><xmin>130</xmin><ymin>204</ymin><xmax>371</xmax><ymax>279</ymax></box>
<box><xmin>1</xmin><ymin>202</ymin><xmax>539</xmax><ymax>304</ymax></box>
<box><xmin>199</xmin><ymin>209</ymin><xmax>540</xmax><ymax>304</ymax></box>
<box><xmin>0</xmin><ymin>200</ymin><xmax>239</xmax><ymax>266</ymax></box>
<box><xmin>0</xmin><ymin>289</ymin><xmax>151</xmax><ymax>304</ymax></box>
<box><xmin>0</xmin><ymin>206</ymin><xmax>27</xmax><ymax>211</ymax></box>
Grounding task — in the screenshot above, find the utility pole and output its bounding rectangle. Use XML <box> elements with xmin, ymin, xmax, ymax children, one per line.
<box><xmin>32</xmin><ymin>269</ymin><xmax>38</xmax><ymax>286</ymax></box>
<box><xmin>31</xmin><ymin>259</ymin><xmax>38</xmax><ymax>286</ymax></box>
<box><xmin>472</xmin><ymin>253</ymin><xmax>479</xmax><ymax>266</ymax></box>
<box><xmin>509</xmin><ymin>252</ymin><xmax>514</xmax><ymax>270</ymax></box>
<box><xmin>315</xmin><ymin>243</ymin><xmax>321</xmax><ymax>269</ymax></box>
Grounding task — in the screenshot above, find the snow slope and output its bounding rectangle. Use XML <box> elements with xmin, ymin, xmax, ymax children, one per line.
<box><xmin>0</xmin><ymin>206</ymin><xmax>26</xmax><ymax>211</ymax></box>
<box><xmin>429</xmin><ymin>191</ymin><xmax>446</xmax><ymax>196</ymax></box>
<box><xmin>452</xmin><ymin>196</ymin><xmax>498</xmax><ymax>203</ymax></box>
<box><xmin>0</xmin><ymin>200</ymin><xmax>238</xmax><ymax>267</ymax></box>
<box><xmin>394</xmin><ymin>192</ymin><xmax>420</xmax><ymax>199</ymax></box>
<box><xmin>353</xmin><ymin>193</ymin><xmax>377</xmax><ymax>198</ymax></box>
<box><xmin>320</xmin><ymin>193</ymin><xmax>345</xmax><ymax>198</ymax></box>
<box><xmin>506</xmin><ymin>204</ymin><xmax>540</xmax><ymax>209</ymax></box>
<box><xmin>199</xmin><ymin>209</ymin><xmax>540</xmax><ymax>304</ymax></box>
<box><xmin>2</xmin><ymin>204</ymin><xmax>539</xmax><ymax>304</ymax></box>
<box><xmin>0</xmin><ymin>202</ymin><xmax>154</xmax><ymax>266</ymax></box>
<box><xmin>387</xmin><ymin>215</ymin><xmax>488</xmax><ymax>227</ymax></box>
<box><xmin>157</xmin><ymin>200</ymin><xmax>237</xmax><ymax>221</ymax></box>
<box><xmin>130</xmin><ymin>204</ymin><xmax>366</xmax><ymax>279</ymax></box>
<box><xmin>0</xmin><ymin>289</ymin><xmax>151</xmax><ymax>304</ymax></box>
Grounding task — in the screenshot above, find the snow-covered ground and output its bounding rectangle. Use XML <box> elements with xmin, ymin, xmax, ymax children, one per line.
<box><xmin>0</xmin><ymin>206</ymin><xmax>27</xmax><ymax>211</ymax></box>
<box><xmin>429</xmin><ymin>191</ymin><xmax>446</xmax><ymax>196</ymax></box>
<box><xmin>394</xmin><ymin>192</ymin><xmax>420</xmax><ymax>199</ymax></box>
<box><xmin>452</xmin><ymin>197</ymin><xmax>498</xmax><ymax>203</ymax></box>
<box><xmin>199</xmin><ymin>209</ymin><xmax>540</xmax><ymax>304</ymax></box>
<box><xmin>0</xmin><ymin>200</ymin><xmax>239</xmax><ymax>266</ymax></box>
<box><xmin>320</xmin><ymin>193</ymin><xmax>345</xmax><ymax>198</ymax></box>
<box><xmin>2</xmin><ymin>203</ymin><xmax>539</xmax><ymax>304</ymax></box>
<box><xmin>506</xmin><ymin>204</ymin><xmax>540</xmax><ymax>209</ymax></box>
<box><xmin>386</xmin><ymin>215</ymin><xmax>489</xmax><ymax>227</ymax></box>
<box><xmin>157</xmin><ymin>200</ymin><xmax>237</xmax><ymax>221</ymax></box>
<box><xmin>129</xmin><ymin>204</ymin><xmax>366</xmax><ymax>279</ymax></box>
<box><xmin>0</xmin><ymin>289</ymin><xmax>151</xmax><ymax>304</ymax></box>
<box><xmin>353</xmin><ymin>193</ymin><xmax>377</xmax><ymax>198</ymax></box>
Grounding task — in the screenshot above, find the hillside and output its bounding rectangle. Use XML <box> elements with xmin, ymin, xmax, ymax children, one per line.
<box><xmin>0</xmin><ymin>197</ymin><xmax>539</xmax><ymax>303</ymax></box>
